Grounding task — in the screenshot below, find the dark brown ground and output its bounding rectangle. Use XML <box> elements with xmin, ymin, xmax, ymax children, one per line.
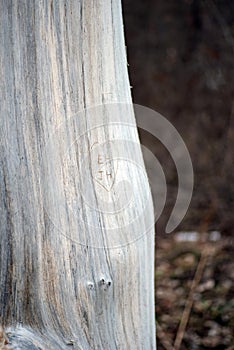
<box><xmin>156</xmin><ymin>233</ymin><xmax>234</xmax><ymax>350</ymax></box>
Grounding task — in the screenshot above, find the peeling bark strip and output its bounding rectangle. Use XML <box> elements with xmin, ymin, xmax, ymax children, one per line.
<box><xmin>0</xmin><ymin>1</ymin><xmax>156</xmax><ymax>349</ymax></box>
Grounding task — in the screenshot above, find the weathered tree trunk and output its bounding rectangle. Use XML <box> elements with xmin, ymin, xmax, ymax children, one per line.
<box><xmin>0</xmin><ymin>1</ymin><xmax>156</xmax><ymax>349</ymax></box>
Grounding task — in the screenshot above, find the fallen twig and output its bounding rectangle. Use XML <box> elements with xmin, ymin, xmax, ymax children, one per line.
<box><xmin>173</xmin><ymin>245</ymin><xmax>214</xmax><ymax>350</ymax></box>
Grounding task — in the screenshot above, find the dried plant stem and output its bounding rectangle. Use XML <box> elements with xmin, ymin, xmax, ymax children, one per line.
<box><xmin>173</xmin><ymin>248</ymin><xmax>210</xmax><ymax>350</ymax></box>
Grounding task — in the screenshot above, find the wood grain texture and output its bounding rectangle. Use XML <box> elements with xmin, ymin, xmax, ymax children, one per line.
<box><xmin>0</xmin><ymin>1</ymin><xmax>156</xmax><ymax>349</ymax></box>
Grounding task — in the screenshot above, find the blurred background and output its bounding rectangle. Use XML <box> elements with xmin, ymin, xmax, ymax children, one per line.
<box><xmin>122</xmin><ymin>0</ymin><xmax>234</xmax><ymax>349</ymax></box>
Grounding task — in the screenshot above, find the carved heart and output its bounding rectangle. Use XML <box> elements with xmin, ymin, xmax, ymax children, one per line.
<box><xmin>91</xmin><ymin>143</ymin><xmax>118</xmax><ymax>192</ymax></box>
<box><xmin>93</xmin><ymin>154</ymin><xmax>118</xmax><ymax>192</ymax></box>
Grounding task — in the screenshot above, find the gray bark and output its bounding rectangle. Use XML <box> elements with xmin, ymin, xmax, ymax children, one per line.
<box><xmin>0</xmin><ymin>1</ymin><xmax>156</xmax><ymax>349</ymax></box>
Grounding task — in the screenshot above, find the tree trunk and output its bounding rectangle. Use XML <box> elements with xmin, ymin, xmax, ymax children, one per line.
<box><xmin>0</xmin><ymin>1</ymin><xmax>156</xmax><ymax>349</ymax></box>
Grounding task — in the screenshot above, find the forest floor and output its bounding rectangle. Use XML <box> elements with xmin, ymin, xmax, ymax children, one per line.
<box><xmin>155</xmin><ymin>232</ymin><xmax>234</xmax><ymax>350</ymax></box>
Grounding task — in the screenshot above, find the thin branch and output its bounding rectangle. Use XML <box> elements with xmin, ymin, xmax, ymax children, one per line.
<box><xmin>173</xmin><ymin>246</ymin><xmax>212</xmax><ymax>350</ymax></box>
